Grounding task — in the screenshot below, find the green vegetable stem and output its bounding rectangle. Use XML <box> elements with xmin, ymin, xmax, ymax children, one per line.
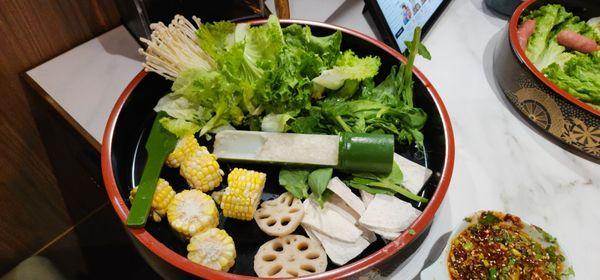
<box><xmin>346</xmin><ymin>163</ymin><xmax>429</xmax><ymax>203</ymax></box>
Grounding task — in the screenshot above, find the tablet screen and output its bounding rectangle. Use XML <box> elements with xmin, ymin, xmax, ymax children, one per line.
<box><xmin>376</xmin><ymin>0</ymin><xmax>444</xmax><ymax>51</ymax></box>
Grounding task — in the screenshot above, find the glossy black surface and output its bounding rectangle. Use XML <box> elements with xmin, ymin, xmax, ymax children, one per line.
<box><xmin>110</xmin><ymin>23</ymin><xmax>448</xmax><ymax>276</ymax></box>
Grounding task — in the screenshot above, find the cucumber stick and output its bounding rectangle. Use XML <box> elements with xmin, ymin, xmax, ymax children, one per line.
<box><xmin>213</xmin><ymin>131</ymin><xmax>394</xmax><ymax>173</ymax></box>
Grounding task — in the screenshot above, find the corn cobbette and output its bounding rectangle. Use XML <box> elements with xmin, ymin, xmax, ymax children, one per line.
<box><xmin>166</xmin><ymin>134</ymin><xmax>205</xmax><ymax>168</ymax></box>
<box><xmin>220</xmin><ymin>168</ymin><xmax>266</xmax><ymax>221</ymax></box>
<box><xmin>129</xmin><ymin>178</ymin><xmax>175</xmax><ymax>222</ymax></box>
<box><xmin>187</xmin><ymin>228</ymin><xmax>236</xmax><ymax>271</ymax></box>
<box><xmin>167</xmin><ymin>189</ymin><xmax>219</xmax><ymax>239</ymax></box>
<box><xmin>180</xmin><ymin>148</ymin><xmax>224</xmax><ymax>192</ymax></box>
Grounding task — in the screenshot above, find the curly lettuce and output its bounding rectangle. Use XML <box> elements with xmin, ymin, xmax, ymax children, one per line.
<box><xmin>543</xmin><ymin>52</ymin><xmax>600</xmax><ymax>107</ymax></box>
<box><xmin>311</xmin><ymin>50</ymin><xmax>381</xmax><ymax>98</ymax></box>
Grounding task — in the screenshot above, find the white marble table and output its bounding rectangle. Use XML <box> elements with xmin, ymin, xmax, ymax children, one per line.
<box><xmin>27</xmin><ymin>0</ymin><xmax>599</xmax><ymax>279</ymax></box>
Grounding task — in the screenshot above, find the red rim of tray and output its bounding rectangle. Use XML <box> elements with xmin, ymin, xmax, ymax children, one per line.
<box><xmin>508</xmin><ymin>0</ymin><xmax>600</xmax><ymax>117</ymax></box>
<box><xmin>101</xmin><ymin>19</ymin><xmax>455</xmax><ymax>280</ymax></box>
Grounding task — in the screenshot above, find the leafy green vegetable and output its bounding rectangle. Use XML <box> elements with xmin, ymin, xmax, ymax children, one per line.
<box><xmin>521</xmin><ymin>4</ymin><xmax>600</xmax><ymax>109</ymax></box>
<box><xmin>290</xmin><ymin>27</ymin><xmax>429</xmax><ymax>148</ymax></box>
<box><xmin>196</xmin><ymin>21</ymin><xmax>237</xmax><ymax>59</ymax></box>
<box><xmin>278</xmin><ymin>169</ymin><xmax>310</xmax><ymax>199</ymax></box>
<box><xmin>307</xmin><ymin>168</ymin><xmax>333</xmax><ymax>206</ymax></box>
<box><xmin>154</xmin><ymin>16</ymin><xmax>430</xmax><ymax>149</ymax></box>
<box><xmin>288</xmin><ymin>109</ymin><xmax>328</xmax><ymax>134</ymax></box>
<box><xmin>153</xmin><ymin>92</ymin><xmax>199</xmax><ymax>122</ymax></box>
<box><xmin>261</xmin><ymin>113</ymin><xmax>295</xmax><ymax>132</ymax></box>
<box><xmin>400</xmin><ymin>27</ymin><xmax>426</xmax><ymax>108</ymax></box>
<box><xmin>523</xmin><ymin>4</ymin><xmax>600</xmax><ymax>69</ymax></box>
<box><xmin>155</xmin><ymin>68</ymin><xmax>244</xmax><ymax>136</ymax></box>
<box><xmin>414</xmin><ymin>40</ymin><xmax>432</xmax><ymax>60</ymax></box>
<box><xmin>255</xmin><ymin>24</ymin><xmax>342</xmax><ymax>115</ymax></box>
<box><xmin>346</xmin><ymin>163</ymin><xmax>428</xmax><ymax>203</ymax></box>
<box><xmin>543</xmin><ymin>52</ymin><xmax>600</xmax><ymax>107</ymax></box>
<box><xmin>159</xmin><ymin>117</ymin><xmax>200</xmax><ymax>137</ymax></box>
<box><xmin>345</xmin><ymin>181</ymin><xmax>394</xmax><ymax>195</ymax></box>
<box><xmin>523</xmin><ymin>4</ymin><xmax>572</xmax><ymax>68</ymax></box>
<box><xmin>312</xmin><ymin>50</ymin><xmax>380</xmax><ymax>95</ymax></box>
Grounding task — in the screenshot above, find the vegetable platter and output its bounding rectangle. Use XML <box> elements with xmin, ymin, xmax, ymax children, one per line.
<box><xmin>102</xmin><ymin>16</ymin><xmax>454</xmax><ymax>279</ymax></box>
<box><xmin>494</xmin><ymin>0</ymin><xmax>600</xmax><ymax>161</ymax></box>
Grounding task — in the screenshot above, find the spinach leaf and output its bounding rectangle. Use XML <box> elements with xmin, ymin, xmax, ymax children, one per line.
<box><xmin>346</xmin><ymin>181</ymin><xmax>394</xmax><ymax>195</ymax></box>
<box><xmin>278</xmin><ymin>169</ymin><xmax>310</xmax><ymax>199</ymax></box>
<box><xmin>346</xmin><ymin>163</ymin><xmax>428</xmax><ymax>203</ymax></box>
<box><xmin>308</xmin><ymin>168</ymin><xmax>333</xmax><ymax>206</ymax></box>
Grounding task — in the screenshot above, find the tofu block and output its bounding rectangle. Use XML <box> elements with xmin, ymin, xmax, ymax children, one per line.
<box><xmin>364</xmin><ymin>226</ymin><xmax>401</xmax><ymax>240</ymax></box>
<box><xmin>326</xmin><ymin>195</ymin><xmax>359</xmax><ymax>223</ymax></box>
<box><xmin>360</xmin><ymin>226</ymin><xmax>378</xmax><ymax>243</ymax></box>
<box><xmin>301</xmin><ymin>199</ymin><xmax>362</xmax><ymax>243</ymax></box>
<box><xmin>302</xmin><ymin>224</ymin><xmax>370</xmax><ymax>266</ymax></box>
<box><xmin>394</xmin><ymin>153</ymin><xmax>433</xmax><ymax>194</ymax></box>
<box><xmin>359</xmin><ymin>194</ymin><xmax>421</xmax><ymax>232</ymax></box>
<box><xmin>324</xmin><ymin>194</ymin><xmax>376</xmax><ymax>243</ymax></box>
<box><xmin>303</xmin><ymin>223</ymin><xmax>320</xmax><ymax>244</ymax></box>
<box><xmin>360</xmin><ymin>190</ymin><xmax>374</xmax><ymax>208</ymax></box>
<box><xmin>327</xmin><ymin>177</ymin><xmax>365</xmax><ymax>215</ymax></box>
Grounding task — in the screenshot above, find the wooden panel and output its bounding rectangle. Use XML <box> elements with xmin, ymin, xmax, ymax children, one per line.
<box><xmin>0</xmin><ymin>0</ymin><xmax>121</xmax><ymax>274</ymax></box>
<box><xmin>36</xmin><ymin>204</ymin><xmax>158</xmax><ymax>279</ymax></box>
<box><xmin>24</xmin><ymin>74</ymin><xmax>107</xmax><ymax>225</ymax></box>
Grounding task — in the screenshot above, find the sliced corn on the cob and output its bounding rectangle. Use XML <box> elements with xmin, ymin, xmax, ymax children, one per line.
<box><xmin>180</xmin><ymin>149</ymin><xmax>224</xmax><ymax>192</ymax></box>
<box><xmin>187</xmin><ymin>228</ymin><xmax>236</xmax><ymax>272</ymax></box>
<box><xmin>221</xmin><ymin>168</ymin><xmax>266</xmax><ymax>221</ymax></box>
<box><xmin>129</xmin><ymin>178</ymin><xmax>175</xmax><ymax>222</ymax></box>
<box><xmin>167</xmin><ymin>190</ymin><xmax>219</xmax><ymax>239</ymax></box>
<box><xmin>166</xmin><ymin>134</ymin><xmax>206</xmax><ymax>168</ymax></box>
<box><xmin>211</xmin><ymin>190</ymin><xmax>225</xmax><ymax>205</ymax></box>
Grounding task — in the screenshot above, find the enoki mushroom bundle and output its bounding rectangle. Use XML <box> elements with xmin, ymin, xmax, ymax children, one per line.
<box><xmin>139</xmin><ymin>15</ymin><xmax>215</xmax><ymax>80</ymax></box>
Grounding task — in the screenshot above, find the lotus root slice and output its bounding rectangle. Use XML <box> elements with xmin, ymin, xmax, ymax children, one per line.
<box><xmin>254</xmin><ymin>235</ymin><xmax>327</xmax><ymax>278</ymax></box>
<box><xmin>254</xmin><ymin>192</ymin><xmax>304</xmax><ymax>236</ymax></box>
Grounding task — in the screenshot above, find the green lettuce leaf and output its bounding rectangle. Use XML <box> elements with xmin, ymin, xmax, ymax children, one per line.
<box><xmin>543</xmin><ymin>52</ymin><xmax>600</xmax><ymax>107</ymax></box>
<box><xmin>159</xmin><ymin>117</ymin><xmax>200</xmax><ymax>137</ymax></box>
<box><xmin>524</xmin><ymin>4</ymin><xmax>572</xmax><ymax>65</ymax></box>
<box><xmin>196</xmin><ymin>21</ymin><xmax>236</xmax><ymax>60</ymax></box>
<box><xmin>154</xmin><ymin>93</ymin><xmax>200</xmax><ymax>121</ymax></box>
<box><xmin>289</xmin><ymin>28</ymin><xmax>429</xmax><ymax>148</ymax></box>
<box><xmin>524</xmin><ymin>4</ymin><xmax>600</xmax><ymax>69</ymax></box>
<box><xmin>261</xmin><ymin>113</ymin><xmax>294</xmax><ymax>132</ymax></box>
<box><xmin>255</xmin><ymin>24</ymin><xmax>342</xmax><ymax>114</ymax></box>
<box><xmin>155</xmin><ymin>68</ymin><xmax>244</xmax><ymax>136</ymax></box>
<box><xmin>311</xmin><ymin>50</ymin><xmax>380</xmax><ymax>94</ymax></box>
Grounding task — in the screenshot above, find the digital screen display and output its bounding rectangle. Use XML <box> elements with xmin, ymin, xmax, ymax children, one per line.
<box><xmin>376</xmin><ymin>0</ymin><xmax>444</xmax><ymax>51</ymax></box>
